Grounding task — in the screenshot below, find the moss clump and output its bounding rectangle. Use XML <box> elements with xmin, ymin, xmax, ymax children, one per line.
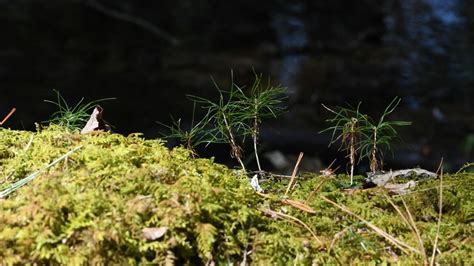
<box><xmin>0</xmin><ymin>126</ymin><xmax>472</xmax><ymax>264</ymax></box>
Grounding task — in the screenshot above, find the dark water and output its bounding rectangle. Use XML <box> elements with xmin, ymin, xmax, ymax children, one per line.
<box><xmin>0</xmin><ymin>0</ymin><xmax>472</xmax><ymax>171</ymax></box>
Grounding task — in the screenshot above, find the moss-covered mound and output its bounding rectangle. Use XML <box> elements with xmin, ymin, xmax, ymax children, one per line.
<box><xmin>0</xmin><ymin>126</ymin><xmax>472</xmax><ymax>264</ymax></box>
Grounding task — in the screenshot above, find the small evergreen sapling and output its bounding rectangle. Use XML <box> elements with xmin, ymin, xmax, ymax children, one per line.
<box><xmin>236</xmin><ymin>73</ymin><xmax>286</xmax><ymax>173</ymax></box>
<box><xmin>188</xmin><ymin>76</ymin><xmax>249</xmax><ymax>172</ymax></box>
<box><xmin>320</xmin><ymin>103</ymin><xmax>365</xmax><ymax>185</ymax></box>
<box><xmin>359</xmin><ymin>97</ymin><xmax>411</xmax><ymax>173</ymax></box>
<box><xmin>157</xmin><ymin>102</ymin><xmax>209</xmax><ymax>157</ymax></box>
<box><xmin>167</xmin><ymin>72</ymin><xmax>287</xmax><ymax>174</ymax></box>
<box><xmin>44</xmin><ymin>89</ymin><xmax>115</xmax><ymax>130</ymax></box>
<box><xmin>321</xmin><ymin>97</ymin><xmax>411</xmax><ymax>184</ymax></box>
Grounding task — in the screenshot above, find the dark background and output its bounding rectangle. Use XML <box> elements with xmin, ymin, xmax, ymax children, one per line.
<box><xmin>1</xmin><ymin>0</ymin><xmax>473</xmax><ymax>172</ymax></box>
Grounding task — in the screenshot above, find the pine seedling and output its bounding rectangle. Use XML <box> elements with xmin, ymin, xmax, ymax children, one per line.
<box><xmin>44</xmin><ymin>90</ymin><xmax>115</xmax><ymax>130</ymax></box>
<box><xmin>158</xmin><ymin>102</ymin><xmax>209</xmax><ymax>157</ymax></box>
<box><xmin>320</xmin><ymin>103</ymin><xmax>366</xmax><ymax>185</ymax></box>
<box><xmin>188</xmin><ymin>76</ymin><xmax>250</xmax><ymax>172</ymax></box>
<box><xmin>237</xmin><ymin>73</ymin><xmax>286</xmax><ymax>173</ymax></box>
<box><xmin>359</xmin><ymin>97</ymin><xmax>411</xmax><ymax>173</ymax></box>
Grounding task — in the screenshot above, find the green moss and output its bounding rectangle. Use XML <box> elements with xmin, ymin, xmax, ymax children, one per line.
<box><xmin>0</xmin><ymin>126</ymin><xmax>472</xmax><ymax>264</ymax></box>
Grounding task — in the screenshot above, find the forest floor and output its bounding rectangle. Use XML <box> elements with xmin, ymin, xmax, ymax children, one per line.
<box><xmin>0</xmin><ymin>126</ymin><xmax>472</xmax><ymax>265</ymax></box>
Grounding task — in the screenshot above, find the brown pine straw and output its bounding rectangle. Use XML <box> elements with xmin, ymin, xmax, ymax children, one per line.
<box><xmin>385</xmin><ymin>194</ymin><xmax>428</xmax><ymax>264</ymax></box>
<box><xmin>255</xmin><ymin>192</ymin><xmax>316</xmax><ymax>214</ymax></box>
<box><xmin>305</xmin><ymin>176</ymin><xmax>332</xmax><ymax>204</ymax></box>
<box><xmin>0</xmin><ymin>108</ymin><xmax>16</xmax><ymax>126</ymax></box>
<box><xmin>285</xmin><ymin>152</ymin><xmax>304</xmax><ymax>196</ymax></box>
<box><xmin>430</xmin><ymin>159</ymin><xmax>444</xmax><ymax>266</ymax></box>
<box><xmin>281</xmin><ymin>198</ymin><xmax>316</xmax><ymax>214</ymax></box>
<box><xmin>261</xmin><ymin>208</ymin><xmax>322</xmax><ymax>245</ymax></box>
<box><xmin>320</xmin><ymin>195</ymin><xmax>420</xmax><ymax>255</ymax></box>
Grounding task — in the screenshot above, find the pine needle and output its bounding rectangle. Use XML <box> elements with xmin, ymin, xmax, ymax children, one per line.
<box><xmin>0</xmin><ymin>146</ymin><xmax>82</xmax><ymax>198</ymax></box>
<box><xmin>320</xmin><ymin>195</ymin><xmax>419</xmax><ymax>255</ymax></box>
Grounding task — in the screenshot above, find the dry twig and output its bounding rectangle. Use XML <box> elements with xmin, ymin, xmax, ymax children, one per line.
<box><xmin>281</xmin><ymin>199</ymin><xmax>316</xmax><ymax>214</ymax></box>
<box><xmin>285</xmin><ymin>152</ymin><xmax>304</xmax><ymax>196</ymax></box>
<box><xmin>430</xmin><ymin>159</ymin><xmax>444</xmax><ymax>266</ymax></box>
<box><xmin>385</xmin><ymin>194</ymin><xmax>428</xmax><ymax>264</ymax></box>
<box><xmin>320</xmin><ymin>195</ymin><xmax>419</xmax><ymax>255</ymax></box>
<box><xmin>0</xmin><ymin>107</ymin><xmax>16</xmax><ymax>126</ymax></box>
<box><xmin>305</xmin><ymin>176</ymin><xmax>332</xmax><ymax>204</ymax></box>
<box><xmin>261</xmin><ymin>208</ymin><xmax>322</xmax><ymax>245</ymax></box>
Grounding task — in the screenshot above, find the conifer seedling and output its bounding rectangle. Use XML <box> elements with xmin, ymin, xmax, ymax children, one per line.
<box><xmin>359</xmin><ymin>97</ymin><xmax>411</xmax><ymax>173</ymax></box>
<box><xmin>44</xmin><ymin>90</ymin><xmax>115</xmax><ymax>130</ymax></box>
<box><xmin>236</xmin><ymin>73</ymin><xmax>286</xmax><ymax>173</ymax></box>
<box><xmin>321</xmin><ymin>97</ymin><xmax>411</xmax><ymax>184</ymax></box>
<box><xmin>183</xmin><ymin>72</ymin><xmax>287</xmax><ymax>174</ymax></box>
<box><xmin>157</xmin><ymin>102</ymin><xmax>210</xmax><ymax>158</ymax></box>
<box><xmin>320</xmin><ymin>102</ymin><xmax>365</xmax><ymax>185</ymax></box>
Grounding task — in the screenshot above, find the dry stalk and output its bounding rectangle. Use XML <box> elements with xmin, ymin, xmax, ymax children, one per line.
<box><xmin>256</xmin><ymin>191</ymin><xmax>315</xmax><ymax>214</ymax></box>
<box><xmin>281</xmin><ymin>198</ymin><xmax>316</xmax><ymax>214</ymax></box>
<box><xmin>329</xmin><ymin>227</ymin><xmax>350</xmax><ymax>252</ymax></box>
<box><xmin>320</xmin><ymin>195</ymin><xmax>420</xmax><ymax>255</ymax></box>
<box><xmin>456</xmin><ymin>162</ymin><xmax>474</xmax><ymax>174</ymax></box>
<box><xmin>23</xmin><ymin>135</ymin><xmax>34</xmax><ymax>152</ymax></box>
<box><xmin>285</xmin><ymin>152</ymin><xmax>304</xmax><ymax>196</ymax></box>
<box><xmin>385</xmin><ymin>194</ymin><xmax>428</xmax><ymax>264</ymax></box>
<box><xmin>430</xmin><ymin>162</ymin><xmax>444</xmax><ymax>266</ymax></box>
<box><xmin>395</xmin><ymin>184</ymin><xmax>455</xmax><ymax>197</ymax></box>
<box><xmin>306</xmin><ymin>159</ymin><xmax>338</xmax><ymax>203</ymax></box>
<box><xmin>262</xmin><ymin>208</ymin><xmax>322</xmax><ymax>245</ymax></box>
<box><xmin>305</xmin><ymin>176</ymin><xmax>332</xmax><ymax>204</ymax></box>
<box><xmin>346</xmin><ymin>118</ymin><xmax>358</xmax><ymax>185</ymax></box>
<box><xmin>370</xmin><ymin>127</ymin><xmax>379</xmax><ymax>173</ymax></box>
<box><xmin>252</xmin><ymin>106</ymin><xmax>262</xmax><ymax>173</ymax></box>
<box><xmin>401</xmin><ymin>196</ymin><xmax>427</xmax><ymax>263</ymax></box>
<box><xmin>319</xmin><ymin>159</ymin><xmax>339</xmax><ymax>177</ymax></box>
<box><xmin>0</xmin><ymin>108</ymin><xmax>16</xmax><ymax>126</ymax></box>
<box><xmin>222</xmin><ymin>112</ymin><xmax>246</xmax><ymax>172</ymax></box>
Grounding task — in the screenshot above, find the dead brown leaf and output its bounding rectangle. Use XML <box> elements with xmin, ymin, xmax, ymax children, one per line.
<box><xmin>81</xmin><ymin>105</ymin><xmax>107</xmax><ymax>134</ymax></box>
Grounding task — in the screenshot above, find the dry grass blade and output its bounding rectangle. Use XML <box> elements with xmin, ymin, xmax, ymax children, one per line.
<box><xmin>285</xmin><ymin>152</ymin><xmax>304</xmax><ymax>196</ymax></box>
<box><xmin>401</xmin><ymin>196</ymin><xmax>427</xmax><ymax>262</ymax></box>
<box><xmin>0</xmin><ymin>145</ymin><xmax>83</xmax><ymax>198</ymax></box>
<box><xmin>281</xmin><ymin>199</ymin><xmax>316</xmax><ymax>214</ymax></box>
<box><xmin>430</xmin><ymin>161</ymin><xmax>444</xmax><ymax>266</ymax></box>
<box><xmin>262</xmin><ymin>208</ymin><xmax>322</xmax><ymax>245</ymax></box>
<box><xmin>329</xmin><ymin>227</ymin><xmax>350</xmax><ymax>252</ymax></box>
<box><xmin>0</xmin><ymin>107</ymin><xmax>16</xmax><ymax>126</ymax></box>
<box><xmin>305</xmin><ymin>176</ymin><xmax>331</xmax><ymax>204</ymax></box>
<box><xmin>456</xmin><ymin>162</ymin><xmax>474</xmax><ymax>174</ymax></box>
<box><xmin>320</xmin><ymin>195</ymin><xmax>419</xmax><ymax>255</ymax></box>
<box><xmin>385</xmin><ymin>194</ymin><xmax>427</xmax><ymax>263</ymax></box>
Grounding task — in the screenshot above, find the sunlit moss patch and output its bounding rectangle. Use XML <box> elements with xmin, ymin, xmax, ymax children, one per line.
<box><xmin>0</xmin><ymin>126</ymin><xmax>472</xmax><ymax>264</ymax></box>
